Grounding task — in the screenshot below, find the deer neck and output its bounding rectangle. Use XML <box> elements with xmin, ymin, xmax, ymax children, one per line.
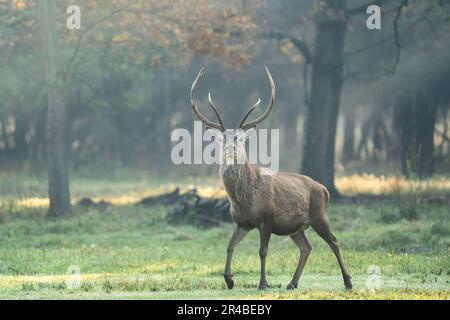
<box><xmin>220</xmin><ymin>161</ymin><xmax>257</xmax><ymax>209</ymax></box>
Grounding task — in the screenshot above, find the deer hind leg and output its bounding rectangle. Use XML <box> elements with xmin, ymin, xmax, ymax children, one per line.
<box><xmin>224</xmin><ymin>226</ymin><xmax>249</xmax><ymax>289</ymax></box>
<box><xmin>311</xmin><ymin>220</ymin><xmax>353</xmax><ymax>291</ymax></box>
<box><xmin>258</xmin><ymin>224</ymin><xmax>272</xmax><ymax>290</ymax></box>
<box><xmin>287</xmin><ymin>230</ymin><xmax>312</xmax><ymax>290</ymax></box>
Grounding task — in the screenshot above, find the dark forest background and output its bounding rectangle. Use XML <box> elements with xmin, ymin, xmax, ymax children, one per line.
<box><xmin>1</xmin><ymin>0</ymin><xmax>449</xmax><ymax>217</ymax></box>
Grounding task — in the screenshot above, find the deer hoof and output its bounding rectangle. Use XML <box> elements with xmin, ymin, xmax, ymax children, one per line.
<box><xmin>286</xmin><ymin>283</ymin><xmax>297</xmax><ymax>290</ymax></box>
<box><xmin>345</xmin><ymin>276</ymin><xmax>353</xmax><ymax>292</ymax></box>
<box><xmin>224</xmin><ymin>274</ymin><xmax>234</xmax><ymax>290</ymax></box>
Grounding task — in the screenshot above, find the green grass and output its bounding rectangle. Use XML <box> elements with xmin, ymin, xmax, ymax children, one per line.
<box><xmin>0</xmin><ymin>175</ymin><xmax>449</xmax><ymax>300</ymax></box>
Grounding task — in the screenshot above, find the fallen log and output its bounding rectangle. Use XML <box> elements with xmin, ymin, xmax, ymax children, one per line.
<box><xmin>138</xmin><ymin>188</ymin><xmax>231</xmax><ymax>229</ymax></box>
<box><xmin>77</xmin><ymin>198</ymin><xmax>111</xmax><ymax>212</ymax></box>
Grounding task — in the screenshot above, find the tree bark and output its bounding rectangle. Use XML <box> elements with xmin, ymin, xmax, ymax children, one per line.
<box><xmin>343</xmin><ymin>111</ymin><xmax>355</xmax><ymax>162</ymax></box>
<box><xmin>301</xmin><ymin>0</ymin><xmax>347</xmax><ymax>197</ymax></box>
<box><xmin>416</xmin><ymin>102</ymin><xmax>437</xmax><ymax>178</ymax></box>
<box><xmin>47</xmin><ymin>84</ymin><xmax>71</xmax><ymax>216</ymax></box>
<box><xmin>161</xmin><ymin>69</ymin><xmax>173</xmax><ymax>168</ymax></box>
<box><xmin>395</xmin><ymin>92</ymin><xmax>438</xmax><ymax>179</ymax></box>
<box><xmin>13</xmin><ymin>109</ymin><xmax>28</xmax><ymax>164</ymax></box>
<box><xmin>0</xmin><ymin>116</ymin><xmax>10</xmax><ymax>155</ymax></box>
<box><xmin>40</xmin><ymin>0</ymin><xmax>71</xmax><ymax>217</ymax></box>
<box><xmin>282</xmin><ymin>85</ymin><xmax>301</xmax><ymax>171</ymax></box>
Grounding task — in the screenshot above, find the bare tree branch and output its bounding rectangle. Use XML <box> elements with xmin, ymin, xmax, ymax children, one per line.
<box><xmin>62</xmin><ymin>7</ymin><xmax>127</xmax><ymax>82</ymax></box>
<box><xmin>346</xmin><ymin>6</ymin><xmax>440</xmax><ymax>58</ymax></box>
<box><xmin>259</xmin><ymin>30</ymin><xmax>312</xmax><ymax>64</ymax></box>
<box><xmin>390</xmin><ymin>0</ymin><xmax>409</xmax><ymax>73</ymax></box>
<box><xmin>347</xmin><ymin>0</ymin><xmax>394</xmax><ymax>17</ymax></box>
<box><xmin>425</xmin><ymin>16</ymin><xmax>438</xmax><ymax>36</ymax></box>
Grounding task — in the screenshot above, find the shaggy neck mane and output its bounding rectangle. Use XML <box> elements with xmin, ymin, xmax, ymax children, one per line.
<box><xmin>220</xmin><ymin>162</ymin><xmax>259</xmax><ymax>210</ymax></box>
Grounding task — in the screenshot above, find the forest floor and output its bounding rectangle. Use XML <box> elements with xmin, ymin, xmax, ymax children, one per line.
<box><xmin>0</xmin><ymin>173</ymin><xmax>449</xmax><ymax>300</ymax></box>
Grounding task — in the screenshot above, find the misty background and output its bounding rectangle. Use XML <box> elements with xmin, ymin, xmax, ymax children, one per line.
<box><xmin>1</xmin><ymin>0</ymin><xmax>449</xmax><ymax>216</ymax></box>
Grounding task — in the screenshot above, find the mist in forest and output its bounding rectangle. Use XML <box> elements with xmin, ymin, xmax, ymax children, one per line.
<box><xmin>1</xmin><ymin>0</ymin><xmax>449</xmax><ymax>213</ymax></box>
<box><xmin>1</xmin><ymin>0</ymin><xmax>450</xmax><ymax>302</ymax></box>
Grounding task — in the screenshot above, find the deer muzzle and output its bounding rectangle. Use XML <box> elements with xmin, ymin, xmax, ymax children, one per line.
<box><xmin>225</xmin><ymin>143</ymin><xmax>236</xmax><ymax>165</ymax></box>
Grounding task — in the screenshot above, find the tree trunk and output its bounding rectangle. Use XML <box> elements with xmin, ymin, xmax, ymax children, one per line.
<box><xmin>30</xmin><ymin>109</ymin><xmax>47</xmax><ymax>169</ymax></box>
<box><xmin>343</xmin><ymin>111</ymin><xmax>355</xmax><ymax>162</ymax></box>
<box><xmin>301</xmin><ymin>1</ymin><xmax>347</xmax><ymax>197</ymax></box>
<box><xmin>13</xmin><ymin>110</ymin><xmax>28</xmax><ymax>165</ymax></box>
<box><xmin>47</xmin><ymin>84</ymin><xmax>71</xmax><ymax>216</ymax></box>
<box><xmin>395</xmin><ymin>93</ymin><xmax>438</xmax><ymax>179</ymax></box>
<box><xmin>282</xmin><ymin>83</ymin><xmax>300</xmax><ymax>171</ymax></box>
<box><xmin>416</xmin><ymin>103</ymin><xmax>437</xmax><ymax>178</ymax></box>
<box><xmin>0</xmin><ymin>116</ymin><xmax>10</xmax><ymax>155</ymax></box>
<box><xmin>40</xmin><ymin>0</ymin><xmax>71</xmax><ymax>217</ymax></box>
<box><xmin>161</xmin><ymin>69</ymin><xmax>172</xmax><ymax>169</ymax></box>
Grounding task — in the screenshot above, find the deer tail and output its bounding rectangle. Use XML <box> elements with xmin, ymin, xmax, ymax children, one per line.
<box><xmin>323</xmin><ymin>186</ymin><xmax>330</xmax><ymax>209</ymax></box>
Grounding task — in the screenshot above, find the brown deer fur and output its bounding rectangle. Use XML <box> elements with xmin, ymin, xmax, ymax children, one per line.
<box><xmin>191</xmin><ymin>67</ymin><xmax>352</xmax><ymax>291</ymax></box>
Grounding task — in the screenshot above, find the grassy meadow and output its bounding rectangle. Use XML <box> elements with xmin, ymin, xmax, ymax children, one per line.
<box><xmin>0</xmin><ymin>172</ymin><xmax>449</xmax><ymax>300</ymax></box>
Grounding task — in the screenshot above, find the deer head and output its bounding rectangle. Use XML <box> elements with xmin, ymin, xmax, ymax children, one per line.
<box><xmin>190</xmin><ymin>66</ymin><xmax>276</xmax><ymax>165</ymax></box>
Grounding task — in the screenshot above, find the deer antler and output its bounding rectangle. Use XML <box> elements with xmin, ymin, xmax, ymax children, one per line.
<box><xmin>190</xmin><ymin>68</ymin><xmax>226</xmax><ymax>131</ymax></box>
<box><xmin>238</xmin><ymin>99</ymin><xmax>261</xmax><ymax>129</ymax></box>
<box><xmin>239</xmin><ymin>66</ymin><xmax>276</xmax><ymax>131</ymax></box>
<box><xmin>208</xmin><ymin>93</ymin><xmax>226</xmax><ymax>130</ymax></box>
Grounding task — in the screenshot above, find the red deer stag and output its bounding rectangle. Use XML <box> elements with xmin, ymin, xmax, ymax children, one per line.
<box><xmin>190</xmin><ymin>66</ymin><xmax>352</xmax><ymax>291</ymax></box>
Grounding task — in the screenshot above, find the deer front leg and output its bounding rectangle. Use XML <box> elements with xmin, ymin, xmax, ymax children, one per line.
<box><xmin>287</xmin><ymin>230</ymin><xmax>312</xmax><ymax>290</ymax></box>
<box><xmin>258</xmin><ymin>224</ymin><xmax>272</xmax><ymax>290</ymax></box>
<box><xmin>224</xmin><ymin>226</ymin><xmax>248</xmax><ymax>289</ymax></box>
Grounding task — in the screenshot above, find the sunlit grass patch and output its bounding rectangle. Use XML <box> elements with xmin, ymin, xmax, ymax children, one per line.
<box><xmin>3</xmin><ymin>172</ymin><xmax>450</xmax><ymax>210</ymax></box>
<box><xmin>6</xmin><ymin>184</ymin><xmax>226</xmax><ymax>209</ymax></box>
<box><xmin>263</xmin><ymin>289</ymin><xmax>449</xmax><ymax>300</ymax></box>
<box><xmin>336</xmin><ymin>174</ymin><xmax>450</xmax><ymax>195</ymax></box>
<box><xmin>0</xmin><ymin>173</ymin><xmax>449</xmax><ymax>299</ymax></box>
<box><xmin>0</xmin><ymin>272</ymin><xmax>448</xmax><ymax>300</ymax></box>
<box><xmin>4</xmin><ymin>174</ymin><xmax>450</xmax><ymax>210</ymax></box>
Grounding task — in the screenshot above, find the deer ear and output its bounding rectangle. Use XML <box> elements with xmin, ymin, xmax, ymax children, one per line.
<box><xmin>205</xmin><ymin>128</ymin><xmax>223</xmax><ymax>142</ymax></box>
<box><xmin>244</xmin><ymin>127</ymin><xmax>257</xmax><ymax>139</ymax></box>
